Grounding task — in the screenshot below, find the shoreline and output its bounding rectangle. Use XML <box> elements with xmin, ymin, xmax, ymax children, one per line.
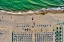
<box><xmin>0</xmin><ymin>10</ymin><xmax>64</xmax><ymax>15</ymax></box>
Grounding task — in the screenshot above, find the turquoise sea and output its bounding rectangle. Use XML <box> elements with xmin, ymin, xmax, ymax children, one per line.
<box><xmin>0</xmin><ymin>0</ymin><xmax>64</xmax><ymax>11</ymax></box>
